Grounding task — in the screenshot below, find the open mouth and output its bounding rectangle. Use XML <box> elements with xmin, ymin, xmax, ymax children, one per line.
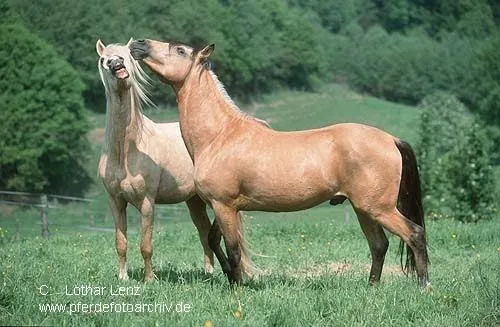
<box><xmin>111</xmin><ymin>63</ymin><xmax>129</xmax><ymax>79</ymax></box>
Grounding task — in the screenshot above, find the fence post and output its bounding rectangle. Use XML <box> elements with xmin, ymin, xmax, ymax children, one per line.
<box><xmin>40</xmin><ymin>194</ymin><xmax>49</xmax><ymax>238</ymax></box>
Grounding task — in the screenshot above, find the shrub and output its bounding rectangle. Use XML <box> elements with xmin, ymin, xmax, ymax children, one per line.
<box><xmin>417</xmin><ymin>93</ymin><xmax>497</xmax><ymax>221</ymax></box>
<box><xmin>446</xmin><ymin>123</ymin><xmax>497</xmax><ymax>222</ymax></box>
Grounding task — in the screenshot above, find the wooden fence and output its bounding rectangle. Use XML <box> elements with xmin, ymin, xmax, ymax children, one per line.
<box><xmin>0</xmin><ymin>190</ymin><xmax>352</xmax><ymax>239</ymax></box>
<box><xmin>0</xmin><ymin>190</ymin><xmax>92</xmax><ymax>238</ymax></box>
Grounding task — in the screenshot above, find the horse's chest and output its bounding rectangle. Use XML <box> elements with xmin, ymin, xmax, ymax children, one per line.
<box><xmin>100</xmin><ymin>159</ymin><xmax>147</xmax><ymax>201</ymax></box>
<box><xmin>193</xmin><ymin>159</ymin><xmax>237</xmax><ymax>201</ymax></box>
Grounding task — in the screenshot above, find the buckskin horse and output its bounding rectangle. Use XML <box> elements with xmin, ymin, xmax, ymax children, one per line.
<box><xmin>129</xmin><ymin>39</ymin><xmax>430</xmax><ymax>288</ymax></box>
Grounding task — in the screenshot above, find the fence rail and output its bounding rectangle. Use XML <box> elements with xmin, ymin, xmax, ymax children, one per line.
<box><xmin>0</xmin><ymin>190</ymin><xmax>93</xmax><ymax>238</ymax></box>
<box><xmin>0</xmin><ymin>190</ymin><xmax>92</xmax><ymax>202</ymax></box>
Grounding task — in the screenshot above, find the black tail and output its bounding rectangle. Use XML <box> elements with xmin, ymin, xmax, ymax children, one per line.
<box><xmin>394</xmin><ymin>139</ymin><xmax>428</xmax><ymax>275</ymax></box>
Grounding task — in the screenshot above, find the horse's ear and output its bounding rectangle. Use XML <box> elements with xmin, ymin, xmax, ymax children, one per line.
<box><xmin>199</xmin><ymin>44</ymin><xmax>215</xmax><ymax>59</ymax></box>
<box><xmin>96</xmin><ymin>39</ymin><xmax>105</xmax><ymax>56</ymax></box>
<box><xmin>126</xmin><ymin>37</ymin><xmax>133</xmax><ymax>47</ymax></box>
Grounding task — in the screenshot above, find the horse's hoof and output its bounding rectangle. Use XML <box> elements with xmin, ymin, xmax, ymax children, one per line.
<box><xmin>421</xmin><ymin>282</ymin><xmax>433</xmax><ymax>294</ymax></box>
<box><xmin>143</xmin><ymin>272</ymin><xmax>157</xmax><ymax>282</ymax></box>
<box><xmin>228</xmin><ymin>273</ymin><xmax>243</xmax><ymax>286</ymax></box>
<box><xmin>118</xmin><ymin>273</ymin><xmax>129</xmax><ymax>281</ymax></box>
<box><xmin>204</xmin><ymin>264</ymin><xmax>214</xmax><ymax>274</ymax></box>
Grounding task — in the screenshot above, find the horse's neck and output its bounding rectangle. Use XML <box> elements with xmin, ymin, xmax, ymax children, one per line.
<box><xmin>176</xmin><ymin>70</ymin><xmax>237</xmax><ymax>158</ymax></box>
<box><xmin>104</xmin><ymin>89</ymin><xmax>142</xmax><ymax>161</ymax></box>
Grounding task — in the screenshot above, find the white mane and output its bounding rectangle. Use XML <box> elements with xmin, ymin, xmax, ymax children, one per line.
<box><xmin>98</xmin><ymin>43</ymin><xmax>155</xmax><ymax>150</ymax></box>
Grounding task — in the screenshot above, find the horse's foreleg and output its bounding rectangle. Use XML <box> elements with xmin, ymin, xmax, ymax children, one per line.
<box><xmin>208</xmin><ymin>220</ymin><xmax>231</xmax><ymax>275</ymax></box>
<box><xmin>140</xmin><ymin>197</ymin><xmax>155</xmax><ymax>282</ymax></box>
<box><xmin>354</xmin><ymin>210</ymin><xmax>389</xmax><ymax>285</ymax></box>
<box><xmin>109</xmin><ymin>196</ymin><xmax>128</xmax><ymax>280</ymax></box>
<box><xmin>212</xmin><ymin>203</ymin><xmax>242</xmax><ymax>284</ymax></box>
<box><xmin>186</xmin><ymin>195</ymin><xmax>214</xmax><ymax>273</ymax></box>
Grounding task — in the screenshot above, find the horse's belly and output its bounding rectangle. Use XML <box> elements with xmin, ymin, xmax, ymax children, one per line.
<box><xmin>238</xmin><ymin>183</ymin><xmax>336</xmax><ymax>212</ymax></box>
<box><xmin>243</xmin><ymin>197</ymin><xmax>331</xmax><ymax>212</ymax></box>
<box><xmin>155</xmin><ymin>183</ymin><xmax>195</xmax><ymax>204</ymax></box>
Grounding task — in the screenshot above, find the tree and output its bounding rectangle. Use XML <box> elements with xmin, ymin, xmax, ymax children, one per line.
<box><xmin>0</xmin><ymin>22</ymin><xmax>91</xmax><ymax>195</ymax></box>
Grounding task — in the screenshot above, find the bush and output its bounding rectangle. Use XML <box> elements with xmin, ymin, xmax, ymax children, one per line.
<box><xmin>0</xmin><ymin>22</ymin><xmax>91</xmax><ymax>195</ymax></box>
<box><xmin>417</xmin><ymin>93</ymin><xmax>497</xmax><ymax>221</ymax></box>
<box><xmin>446</xmin><ymin>123</ymin><xmax>497</xmax><ymax>222</ymax></box>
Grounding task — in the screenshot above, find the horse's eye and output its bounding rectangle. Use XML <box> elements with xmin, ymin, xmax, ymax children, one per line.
<box><xmin>176</xmin><ymin>47</ymin><xmax>186</xmax><ymax>56</ymax></box>
<box><xmin>100</xmin><ymin>57</ymin><xmax>104</xmax><ymax>64</ymax></box>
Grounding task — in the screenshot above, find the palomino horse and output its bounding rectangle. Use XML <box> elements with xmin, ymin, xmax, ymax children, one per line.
<box><xmin>130</xmin><ymin>39</ymin><xmax>430</xmax><ymax>288</ymax></box>
<box><xmin>96</xmin><ymin>39</ymin><xmax>214</xmax><ymax>281</ymax></box>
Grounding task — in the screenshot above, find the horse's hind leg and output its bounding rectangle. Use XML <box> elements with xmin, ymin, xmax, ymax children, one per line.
<box><xmin>139</xmin><ymin>197</ymin><xmax>155</xmax><ymax>282</ymax></box>
<box><xmin>186</xmin><ymin>195</ymin><xmax>214</xmax><ymax>273</ymax></box>
<box><xmin>373</xmin><ymin>209</ymin><xmax>429</xmax><ymax>287</ymax></box>
<box><xmin>109</xmin><ymin>196</ymin><xmax>128</xmax><ymax>280</ymax></box>
<box><xmin>354</xmin><ymin>209</ymin><xmax>389</xmax><ymax>285</ymax></box>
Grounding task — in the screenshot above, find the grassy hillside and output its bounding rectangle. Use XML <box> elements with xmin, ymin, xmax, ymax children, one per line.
<box><xmin>252</xmin><ymin>84</ymin><xmax>419</xmax><ymax>143</ymax></box>
<box><xmin>1</xmin><ymin>85</ymin><xmax>498</xmax><ymax>326</ymax></box>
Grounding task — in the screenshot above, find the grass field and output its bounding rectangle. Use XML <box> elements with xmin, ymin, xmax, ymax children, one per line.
<box><xmin>1</xmin><ymin>85</ymin><xmax>499</xmax><ymax>326</ymax></box>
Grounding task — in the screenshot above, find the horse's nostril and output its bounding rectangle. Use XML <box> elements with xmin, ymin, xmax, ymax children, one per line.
<box><xmin>107</xmin><ymin>59</ymin><xmax>112</xmax><ymax>66</ymax></box>
<box><xmin>136</xmin><ymin>39</ymin><xmax>145</xmax><ymax>44</ymax></box>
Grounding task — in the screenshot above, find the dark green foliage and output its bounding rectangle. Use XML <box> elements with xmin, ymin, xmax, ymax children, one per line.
<box><xmin>474</xmin><ymin>33</ymin><xmax>500</xmax><ymax>125</ymax></box>
<box><xmin>417</xmin><ymin>93</ymin><xmax>471</xmax><ymax>218</ymax></box>
<box><xmin>10</xmin><ymin>0</ymin><xmax>148</xmax><ymax>110</ymax></box>
<box><xmin>0</xmin><ymin>22</ymin><xmax>91</xmax><ymax>195</ymax></box>
<box><xmin>286</xmin><ymin>0</ymin><xmax>359</xmax><ymax>33</ymax></box>
<box><xmin>447</xmin><ymin>123</ymin><xmax>497</xmax><ymax>222</ymax></box>
<box><xmin>10</xmin><ymin>0</ymin><xmax>328</xmax><ymax>108</ymax></box>
<box><xmin>417</xmin><ymin>93</ymin><xmax>497</xmax><ymax>221</ymax></box>
<box><xmin>8</xmin><ymin>0</ymin><xmax>500</xmax><ymax>132</ymax></box>
<box><xmin>215</xmin><ymin>0</ymin><xmax>328</xmax><ymax>98</ymax></box>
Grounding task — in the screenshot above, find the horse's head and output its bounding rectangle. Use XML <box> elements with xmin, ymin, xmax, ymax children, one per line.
<box><xmin>96</xmin><ymin>39</ymin><xmax>139</xmax><ymax>91</ymax></box>
<box><xmin>129</xmin><ymin>39</ymin><xmax>214</xmax><ymax>85</ymax></box>
<box><xmin>96</xmin><ymin>39</ymin><xmax>152</xmax><ymax>108</ymax></box>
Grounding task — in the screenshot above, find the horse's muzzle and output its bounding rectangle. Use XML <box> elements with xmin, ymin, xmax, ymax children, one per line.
<box><xmin>109</xmin><ymin>58</ymin><xmax>125</xmax><ymax>72</ymax></box>
<box><xmin>129</xmin><ymin>39</ymin><xmax>149</xmax><ymax>60</ymax></box>
<box><xmin>109</xmin><ymin>58</ymin><xmax>129</xmax><ymax>79</ymax></box>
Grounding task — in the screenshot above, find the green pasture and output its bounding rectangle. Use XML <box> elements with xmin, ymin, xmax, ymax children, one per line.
<box><xmin>1</xmin><ymin>85</ymin><xmax>498</xmax><ymax>326</ymax></box>
<box><xmin>1</xmin><ymin>205</ymin><xmax>499</xmax><ymax>326</ymax></box>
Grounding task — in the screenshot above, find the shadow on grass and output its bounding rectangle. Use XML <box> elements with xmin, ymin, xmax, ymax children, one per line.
<box><xmin>126</xmin><ymin>265</ymin><xmax>369</xmax><ymax>291</ymax></box>
<box><xmin>127</xmin><ymin>263</ymin><xmax>226</xmax><ymax>285</ymax></box>
<box><xmin>242</xmin><ymin>274</ymin><xmax>299</xmax><ymax>290</ymax></box>
<box><xmin>125</xmin><ymin>264</ymin><xmax>296</xmax><ymax>289</ymax></box>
